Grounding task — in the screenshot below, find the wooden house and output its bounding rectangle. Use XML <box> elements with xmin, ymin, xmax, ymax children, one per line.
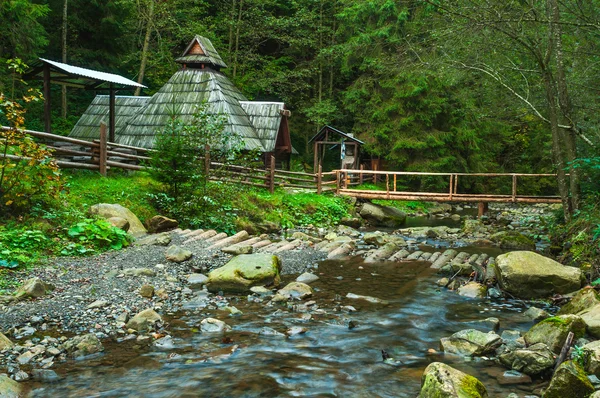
<box><xmin>69</xmin><ymin>36</ymin><xmax>294</xmax><ymax>166</ymax></box>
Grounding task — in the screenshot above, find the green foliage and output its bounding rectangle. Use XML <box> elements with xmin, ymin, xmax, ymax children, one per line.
<box><xmin>65</xmin><ymin>218</ymin><xmax>131</xmax><ymax>253</ymax></box>
<box><xmin>572</xmin><ymin>345</ymin><xmax>591</xmax><ymax>369</ymax></box>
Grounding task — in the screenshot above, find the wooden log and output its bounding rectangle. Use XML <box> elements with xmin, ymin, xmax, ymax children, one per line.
<box><xmin>269</xmin><ymin>155</ymin><xmax>276</xmax><ymax>193</ymax></box>
<box><xmin>208</xmin><ymin>231</ymin><xmax>250</xmax><ymax>250</ymax></box>
<box><xmin>181</xmin><ymin>229</ymin><xmax>205</xmax><ymax>238</ymax></box>
<box><xmin>252</xmin><ymin>239</ymin><xmax>272</xmax><ymax>249</ymax></box>
<box><xmin>420</xmin><ymin>252</ymin><xmax>433</xmax><ymax>261</ymax></box>
<box><xmin>364</xmin><ymin>243</ymin><xmax>400</xmax><ymax>263</ymax></box>
<box><xmin>259</xmin><ymin>240</ymin><xmax>290</xmax><ymax>253</ymax></box>
<box><xmin>317</xmin><ymin>164</ymin><xmax>323</xmax><ymax>194</ymax></box>
<box><xmin>184</xmin><ymin>230</ymin><xmax>218</xmax><ymax>244</ymax></box>
<box><xmin>407</xmin><ymin>251</ymin><xmax>424</xmax><ymax>260</ymax></box>
<box><xmin>327</xmin><ymin>242</ymin><xmax>355</xmax><ymax>259</ymax></box>
<box><xmin>431</xmin><ymin>249</ymin><xmax>458</xmax><ymax>269</ymax></box>
<box><xmin>388</xmin><ymin>249</ymin><xmax>410</xmax><ymax>261</ymax></box>
<box><xmin>553</xmin><ymin>331</ymin><xmax>575</xmax><ymax>373</ymax></box>
<box><xmin>273</xmin><ymin>239</ymin><xmax>303</xmax><ymax>253</ymax></box>
<box><xmin>226</xmin><ymin>236</ymin><xmax>262</xmax><ymax>251</ymax></box>
<box><xmin>105</xmin><ymin>160</ymin><xmax>146</xmax><ymax>170</ymax></box>
<box><xmin>205</xmin><ymin>232</ymin><xmax>228</xmax><ymax>244</ymax></box>
<box><xmin>429</xmin><ymin>252</ymin><xmax>442</xmax><ymax>264</ymax></box>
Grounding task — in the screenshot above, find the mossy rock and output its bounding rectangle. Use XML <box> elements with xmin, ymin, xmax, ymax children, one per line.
<box><xmin>543</xmin><ymin>360</ymin><xmax>594</xmax><ymax>398</ymax></box>
<box><xmin>206</xmin><ymin>254</ymin><xmax>281</xmax><ymax>294</ymax></box>
<box><xmin>498</xmin><ymin>343</ymin><xmax>555</xmax><ymax>376</ymax></box>
<box><xmin>0</xmin><ymin>374</ymin><xmax>23</xmax><ymax>398</ymax></box>
<box><xmin>524</xmin><ymin>314</ymin><xmax>586</xmax><ymax>354</ymax></box>
<box><xmin>419</xmin><ymin>362</ymin><xmax>488</xmax><ymax>397</ymax></box>
<box><xmin>558</xmin><ymin>288</ymin><xmax>600</xmax><ymax>315</ymax></box>
<box><xmin>440</xmin><ymin>329</ymin><xmax>501</xmax><ymax>356</ymax></box>
<box><xmin>490</xmin><ymin>231</ymin><xmax>535</xmax><ymax>250</ymax></box>
<box><xmin>495</xmin><ymin>251</ymin><xmax>583</xmax><ymax>299</ymax></box>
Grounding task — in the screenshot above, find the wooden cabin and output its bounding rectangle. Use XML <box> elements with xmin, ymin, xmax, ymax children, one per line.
<box><xmin>310</xmin><ymin>125</ymin><xmax>364</xmax><ymax>172</ymax></box>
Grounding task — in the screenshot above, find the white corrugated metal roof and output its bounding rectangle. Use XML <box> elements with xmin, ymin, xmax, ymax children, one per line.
<box><xmin>40</xmin><ymin>58</ymin><xmax>146</xmax><ymax>88</ymax></box>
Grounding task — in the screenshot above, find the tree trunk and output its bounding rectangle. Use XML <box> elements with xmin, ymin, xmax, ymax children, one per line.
<box><xmin>228</xmin><ymin>0</ymin><xmax>237</xmax><ymax>55</ymax></box>
<box><xmin>233</xmin><ymin>0</ymin><xmax>244</xmax><ymax>79</ymax></box>
<box><xmin>135</xmin><ymin>0</ymin><xmax>154</xmax><ymax>96</ymax></box>
<box><xmin>550</xmin><ymin>0</ymin><xmax>580</xmax><ymax>212</ymax></box>
<box><xmin>318</xmin><ymin>0</ymin><xmax>323</xmax><ymax>103</ymax></box>
<box><xmin>61</xmin><ymin>0</ymin><xmax>68</xmax><ymax>118</ymax></box>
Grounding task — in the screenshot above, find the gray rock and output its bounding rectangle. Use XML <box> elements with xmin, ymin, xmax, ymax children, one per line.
<box><xmin>457</xmin><ymin>282</ymin><xmax>487</xmax><ymax>299</ymax></box>
<box><xmin>296</xmin><ymin>272</ymin><xmax>319</xmax><ymax>284</ymax></box>
<box><xmin>543</xmin><ymin>360</ymin><xmax>594</xmax><ymax>398</ymax></box>
<box><xmin>0</xmin><ymin>332</ymin><xmax>14</xmax><ymax>350</ymax></box>
<box><xmin>165</xmin><ymin>245</ymin><xmax>193</xmax><ymax>262</ymax></box>
<box><xmin>221</xmin><ymin>245</ymin><xmax>253</xmax><ymax>255</ymax></box>
<box><xmin>206</xmin><ymin>254</ymin><xmax>281</xmax><ymax>294</ymax></box>
<box><xmin>440</xmin><ymin>329</ymin><xmax>502</xmax><ymax>356</ymax></box>
<box><xmin>135</xmin><ymin>233</ymin><xmax>172</xmax><ymax>246</ymax></box>
<box><xmin>106</xmin><ymin>216</ymin><xmax>129</xmax><ymax>231</ymax></box>
<box><xmin>498</xmin><ymin>342</ymin><xmax>555</xmax><ymax>376</ymax></box>
<box><xmin>272</xmin><ymin>282</ymin><xmax>313</xmax><ymax>301</ymax></box>
<box><xmin>15</xmin><ymin>277</ymin><xmax>53</xmax><ymax>300</ymax></box>
<box><xmin>523</xmin><ymin>307</ymin><xmax>550</xmax><ymax>322</ymax></box>
<box><xmin>496</xmin><ymin>370</ymin><xmax>531</xmax><ymax>385</ymax></box>
<box><xmin>524</xmin><ymin>314</ymin><xmax>586</xmax><ymax>353</ymax></box>
<box><xmin>87</xmin><ymin>299</ymin><xmax>109</xmax><ymax>309</ymax></box>
<box><xmin>187</xmin><ymin>273</ymin><xmax>209</xmax><ymax>287</ymax></box>
<box><xmin>346</xmin><ymin>292</ymin><xmax>389</xmax><ymax>305</ymax></box>
<box><xmin>146</xmin><ymin>215</ymin><xmax>178</xmax><ymax>233</ymax></box>
<box><xmin>122</xmin><ymin>268</ymin><xmax>156</xmax><ymax>277</ymax></box>
<box><xmin>139</xmin><ymin>284</ymin><xmax>154</xmax><ymax>298</ymax></box>
<box><xmin>89</xmin><ymin>203</ymin><xmax>147</xmax><ymax>237</ymax></box>
<box><xmin>126</xmin><ymin>308</ymin><xmax>162</xmax><ymax>332</ymax></box>
<box><xmin>200</xmin><ymin>318</ymin><xmax>231</xmax><ymax>333</ymax></box>
<box><xmin>0</xmin><ymin>374</ymin><xmax>23</xmax><ymax>398</ymax></box>
<box><xmin>62</xmin><ymin>333</ymin><xmax>104</xmax><ymax>358</ymax></box>
<box><xmin>419</xmin><ymin>362</ymin><xmax>488</xmax><ymax>397</ymax></box>
<box><xmin>495</xmin><ymin>251</ymin><xmax>583</xmax><ymax>299</ymax></box>
<box><xmin>359</xmin><ymin>202</ymin><xmax>406</xmax><ymax>228</ymax></box>
<box><xmin>32</xmin><ymin>369</ymin><xmax>62</xmax><ymax>382</ymax></box>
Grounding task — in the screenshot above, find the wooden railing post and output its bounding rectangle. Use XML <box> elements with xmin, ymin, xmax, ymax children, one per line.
<box><xmin>99</xmin><ymin>122</ymin><xmax>107</xmax><ymax>176</ymax></box>
<box><xmin>449</xmin><ymin>174</ymin><xmax>454</xmax><ymax>200</ymax></box>
<box><xmin>393</xmin><ymin>174</ymin><xmax>397</xmax><ymax>192</ymax></box>
<box><xmin>512</xmin><ymin>174</ymin><xmax>517</xmax><ymax>202</ymax></box>
<box><xmin>269</xmin><ymin>155</ymin><xmax>275</xmax><ymax>193</ymax></box>
<box><xmin>336</xmin><ymin>170</ymin><xmax>341</xmax><ymax>194</ymax></box>
<box><xmin>317</xmin><ymin>164</ymin><xmax>323</xmax><ymax>194</ymax></box>
<box><xmin>359</xmin><ymin>164</ymin><xmax>364</xmax><ymax>184</ymax></box>
<box><xmin>386</xmin><ymin>173</ymin><xmax>390</xmax><ymax>198</ymax></box>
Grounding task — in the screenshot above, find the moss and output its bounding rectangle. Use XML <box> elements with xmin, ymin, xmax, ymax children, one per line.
<box><xmin>541</xmin><ymin>316</ymin><xmax>569</xmax><ymax>326</ymax></box>
<box><xmin>457</xmin><ymin>374</ymin><xmax>487</xmax><ymax>398</ymax></box>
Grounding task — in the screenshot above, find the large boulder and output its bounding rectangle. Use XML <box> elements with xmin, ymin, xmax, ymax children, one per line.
<box><xmin>543</xmin><ymin>360</ymin><xmax>594</xmax><ymax>398</ymax></box>
<box><xmin>498</xmin><ymin>343</ymin><xmax>555</xmax><ymax>376</ymax></box>
<box><xmin>583</xmin><ymin>340</ymin><xmax>600</xmax><ymax>377</ymax></box>
<box><xmin>206</xmin><ymin>254</ymin><xmax>281</xmax><ymax>294</ymax></box>
<box><xmin>440</xmin><ymin>329</ymin><xmax>502</xmax><ymax>356</ymax></box>
<box><xmin>358</xmin><ymin>202</ymin><xmax>406</xmax><ymax>228</ymax></box>
<box><xmin>165</xmin><ymin>245</ymin><xmax>193</xmax><ymax>262</ymax></box>
<box><xmin>494</xmin><ymin>251</ymin><xmax>583</xmax><ymax>298</ymax></box>
<box><xmin>490</xmin><ymin>231</ymin><xmax>535</xmax><ymax>250</ymax></box>
<box><xmin>559</xmin><ymin>288</ymin><xmax>600</xmax><ymax>315</ymax></box>
<box><xmin>15</xmin><ymin>277</ymin><xmax>54</xmax><ymax>300</ymax></box>
<box><xmin>419</xmin><ymin>362</ymin><xmax>488</xmax><ymax>398</ymax></box>
<box><xmin>146</xmin><ymin>215</ymin><xmax>178</xmax><ymax>233</ymax></box>
<box><xmin>0</xmin><ymin>374</ymin><xmax>23</xmax><ymax>398</ymax></box>
<box><xmin>89</xmin><ymin>203</ymin><xmax>147</xmax><ymax>237</ymax></box>
<box><xmin>524</xmin><ymin>315</ymin><xmax>586</xmax><ymax>354</ymax></box>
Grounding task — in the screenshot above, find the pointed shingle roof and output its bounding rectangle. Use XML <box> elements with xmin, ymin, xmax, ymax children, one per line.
<box><xmin>175</xmin><ymin>36</ymin><xmax>227</xmax><ymax>69</ymax></box>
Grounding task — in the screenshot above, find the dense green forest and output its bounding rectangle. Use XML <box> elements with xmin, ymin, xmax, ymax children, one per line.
<box><xmin>1</xmin><ymin>0</ymin><xmax>600</xmax><ymax>216</ymax></box>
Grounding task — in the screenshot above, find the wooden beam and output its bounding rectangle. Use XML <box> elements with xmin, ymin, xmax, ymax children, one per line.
<box><xmin>43</xmin><ymin>63</ymin><xmax>52</xmax><ymax>134</ymax></box>
<box><xmin>99</xmin><ymin>122</ymin><xmax>108</xmax><ymax>176</ymax></box>
<box><xmin>109</xmin><ymin>85</ymin><xmax>116</xmax><ymax>142</ymax></box>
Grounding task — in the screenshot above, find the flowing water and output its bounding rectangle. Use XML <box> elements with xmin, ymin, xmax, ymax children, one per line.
<box><xmin>26</xmin><ymin>256</ymin><xmax>547</xmax><ymax>398</ymax></box>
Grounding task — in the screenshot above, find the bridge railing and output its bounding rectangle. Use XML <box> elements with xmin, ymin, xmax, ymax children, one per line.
<box><xmin>334</xmin><ymin>169</ymin><xmax>563</xmax><ymax>203</ymax></box>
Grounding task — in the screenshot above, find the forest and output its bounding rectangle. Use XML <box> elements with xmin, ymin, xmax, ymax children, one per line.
<box><xmin>1</xmin><ymin>0</ymin><xmax>600</xmax><ymax>217</ymax></box>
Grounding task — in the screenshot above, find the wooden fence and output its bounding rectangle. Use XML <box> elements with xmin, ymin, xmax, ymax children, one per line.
<box><xmin>0</xmin><ymin>125</ymin><xmax>334</xmax><ymax>194</ymax></box>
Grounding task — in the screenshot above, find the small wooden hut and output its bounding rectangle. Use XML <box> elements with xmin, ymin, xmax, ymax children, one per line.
<box><xmin>309</xmin><ymin>125</ymin><xmax>364</xmax><ymax>172</ymax></box>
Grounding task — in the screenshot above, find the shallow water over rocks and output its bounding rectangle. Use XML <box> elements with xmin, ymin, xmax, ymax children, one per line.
<box><xmin>26</xmin><ymin>255</ymin><xmax>547</xmax><ymax>397</ymax></box>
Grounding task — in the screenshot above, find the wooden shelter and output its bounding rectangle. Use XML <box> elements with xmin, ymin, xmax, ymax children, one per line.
<box><xmin>240</xmin><ymin>101</ymin><xmax>294</xmax><ymax>168</ymax></box>
<box><xmin>69</xmin><ymin>36</ymin><xmax>294</xmax><ymax>166</ymax></box>
<box><xmin>310</xmin><ymin>125</ymin><xmax>364</xmax><ymax>172</ymax></box>
<box><xmin>24</xmin><ymin>58</ymin><xmax>145</xmax><ymax>141</ymax></box>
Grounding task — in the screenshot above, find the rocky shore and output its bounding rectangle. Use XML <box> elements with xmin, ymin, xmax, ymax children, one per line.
<box><xmin>1</xmin><ymin>200</ymin><xmax>593</xmax><ymax>397</ymax></box>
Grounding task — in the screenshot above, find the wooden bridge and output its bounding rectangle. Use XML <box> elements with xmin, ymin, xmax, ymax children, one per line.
<box><xmin>334</xmin><ymin>169</ymin><xmax>563</xmax><ymax>204</ymax></box>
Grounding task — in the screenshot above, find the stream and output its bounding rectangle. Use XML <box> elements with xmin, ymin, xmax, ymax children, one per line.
<box><xmin>26</xmin><ymin>255</ymin><xmax>547</xmax><ymax>397</ymax></box>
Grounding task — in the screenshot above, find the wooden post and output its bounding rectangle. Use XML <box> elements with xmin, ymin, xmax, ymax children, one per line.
<box><xmin>478</xmin><ymin>202</ymin><xmax>488</xmax><ymax>218</ymax></box>
<box><xmin>386</xmin><ymin>173</ymin><xmax>390</xmax><ymax>198</ymax></box>
<box><xmin>449</xmin><ymin>174</ymin><xmax>454</xmax><ymax>200</ymax></box>
<box><xmin>43</xmin><ymin>63</ymin><xmax>52</xmax><ymax>134</ymax></box>
<box><xmin>554</xmin><ymin>331</ymin><xmax>574</xmax><ymax>373</ymax></box>
<box><xmin>99</xmin><ymin>122</ymin><xmax>108</xmax><ymax>176</ymax></box>
<box><xmin>109</xmin><ymin>85</ymin><xmax>116</xmax><ymax>142</ymax></box>
<box><xmin>269</xmin><ymin>155</ymin><xmax>275</xmax><ymax>193</ymax></box>
<box><xmin>454</xmin><ymin>174</ymin><xmax>458</xmax><ymax>196</ymax></box>
<box><xmin>359</xmin><ymin>164</ymin><xmax>364</xmax><ymax>184</ymax></box>
<box><xmin>336</xmin><ymin>170</ymin><xmax>341</xmax><ymax>194</ymax></box>
<box><xmin>393</xmin><ymin>174</ymin><xmax>397</xmax><ymax>192</ymax></box>
<box><xmin>317</xmin><ymin>164</ymin><xmax>322</xmax><ymax>194</ymax></box>
<box><xmin>204</xmin><ymin>144</ymin><xmax>210</xmax><ymax>176</ymax></box>
<box><xmin>512</xmin><ymin>174</ymin><xmax>517</xmax><ymax>202</ymax></box>
<box><xmin>313</xmin><ymin>141</ymin><xmax>318</xmax><ymax>173</ymax></box>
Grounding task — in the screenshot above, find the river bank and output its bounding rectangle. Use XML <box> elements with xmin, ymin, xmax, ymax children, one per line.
<box><xmin>0</xmin><ymin>200</ymin><xmax>592</xmax><ymax>397</ymax></box>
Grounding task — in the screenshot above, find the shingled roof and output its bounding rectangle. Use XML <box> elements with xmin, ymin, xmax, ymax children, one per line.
<box><xmin>175</xmin><ymin>36</ymin><xmax>227</xmax><ymax>69</ymax></box>
<box><xmin>69</xmin><ymin>95</ymin><xmax>151</xmax><ymax>141</ymax></box>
